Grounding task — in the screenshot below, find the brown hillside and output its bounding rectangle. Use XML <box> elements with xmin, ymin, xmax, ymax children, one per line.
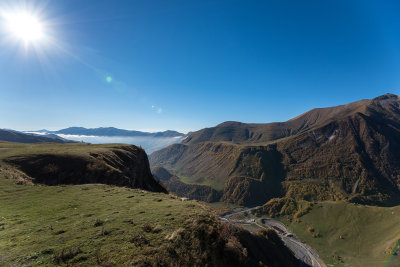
<box><xmin>182</xmin><ymin>98</ymin><xmax>369</xmax><ymax>145</ymax></box>
<box><xmin>151</xmin><ymin>94</ymin><xmax>400</xmax><ymax>205</ymax></box>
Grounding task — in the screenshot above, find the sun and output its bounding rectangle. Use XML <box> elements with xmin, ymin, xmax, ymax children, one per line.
<box><xmin>4</xmin><ymin>11</ymin><xmax>44</xmax><ymax>44</ymax></box>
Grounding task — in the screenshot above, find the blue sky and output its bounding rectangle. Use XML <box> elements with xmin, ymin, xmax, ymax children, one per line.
<box><xmin>1</xmin><ymin>0</ymin><xmax>399</xmax><ymax>133</ymax></box>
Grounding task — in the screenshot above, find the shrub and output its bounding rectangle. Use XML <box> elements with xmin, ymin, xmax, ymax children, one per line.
<box><xmin>152</xmin><ymin>224</ymin><xmax>162</xmax><ymax>233</ymax></box>
<box><xmin>53</xmin><ymin>247</ymin><xmax>82</xmax><ymax>263</ymax></box>
<box><xmin>41</xmin><ymin>248</ymin><xmax>54</xmax><ymax>255</ymax></box>
<box><xmin>130</xmin><ymin>234</ymin><xmax>149</xmax><ymax>247</ymax></box>
<box><xmin>142</xmin><ymin>223</ymin><xmax>153</xmax><ymax>232</ymax></box>
<box><xmin>94</xmin><ymin>219</ymin><xmax>104</xmax><ymax>227</ymax></box>
<box><xmin>54</xmin><ymin>230</ymin><xmax>66</xmax><ymax>235</ymax></box>
<box><xmin>100</xmin><ymin>227</ymin><xmax>110</xmax><ymax>236</ymax></box>
<box><xmin>312</xmin><ymin>232</ymin><xmax>321</xmax><ymax>238</ymax></box>
<box><xmin>294</xmin><ymin>203</ymin><xmax>312</xmax><ymax>218</ymax></box>
<box><xmin>258</xmin><ymin>198</ymin><xmax>298</xmax><ymax>217</ymax></box>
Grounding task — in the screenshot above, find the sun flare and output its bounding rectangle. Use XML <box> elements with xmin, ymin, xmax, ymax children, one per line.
<box><xmin>4</xmin><ymin>11</ymin><xmax>44</xmax><ymax>44</ymax></box>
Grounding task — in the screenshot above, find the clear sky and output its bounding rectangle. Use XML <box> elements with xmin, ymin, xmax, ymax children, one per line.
<box><xmin>1</xmin><ymin>0</ymin><xmax>399</xmax><ymax>133</ymax></box>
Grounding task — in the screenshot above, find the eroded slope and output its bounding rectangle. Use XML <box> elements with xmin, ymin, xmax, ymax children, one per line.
<box><xmin>151</xmin><ymin>94</ymin><xmax>400</xmax><ymax>205</ymax></box>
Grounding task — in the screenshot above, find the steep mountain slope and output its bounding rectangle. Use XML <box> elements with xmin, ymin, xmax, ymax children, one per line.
<box><xmin>182</xmin><ymin>98</ymin><xmax>368</xmax><ymax>145</ymax></box>
<box><xmin>151</xmin><ymin>94</ymin><xmax>400</xmax><ymax>206</ymax></box>
<box><xmin>152</xmin><ymin>166</ymin><xmax>222</xmax><ymax>202</ymax></box>
<box><xmin>0</xmin><ymin>129</ymin><xmax>74</xmax><ymax>143</ymax></box>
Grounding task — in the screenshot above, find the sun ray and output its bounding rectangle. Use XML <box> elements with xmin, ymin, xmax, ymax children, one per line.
<box><xmin>5</xmin><ymin>11</ymin><xmax>44</xmax><ymax>43</ymax></box>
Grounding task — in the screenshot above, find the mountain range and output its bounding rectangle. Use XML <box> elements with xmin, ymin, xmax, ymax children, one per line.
<box><xmin>0</xmin><ymin>127</ymin><xmax>186</xmax><ymax>153</ymax></box>
<box><xmin>150</xmin><ymin>93</ymin><xmax>400</xmax><ymax>206</ymax></box>
<box><xmin>33</xmin><ymin>127</ymin><xmax>185</xmax><ymax>138</ymax></box>
<box><xmin>0</xmin><ymin>129</ymin><xmax>75</xmax><ymax>143</ymax></box>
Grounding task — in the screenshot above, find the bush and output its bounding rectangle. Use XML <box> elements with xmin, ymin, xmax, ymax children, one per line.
<box><xmin>294</xmin><ymin>203</ymin><xmax>312</xmax><ymax>218</ymax></box>
<box><xmin>312</xmin><ymin>232</ymin><xmax>321</xmax><ymax>238</ymax></box>
<box><xmin>152</xmin><ymin>224</ymin><xmax>162</xmax><ymax>233</ymax></box>
<box><xmin>130</xmin><ymin>234</ymin><xmax>149</xmax><ymax>247</ymax></box>
<box><xmin>94</xmin><ymin>219</ymin><xmax>104</xmax><ymax>227</ymax></box>
<box><xmin>258</xmin><ymin>198</ymin><xmax>298</xmax><ymax>217</ymax></box>
<box><xmin>53</xmin><ymin>247</ymin><xmax>82</xmax><ymax>263</ymax></box>
<box><xmin>142</xmin><ymin>223</ymin><xmax>153</xmax><ymax>233</ymax></box>
<box><xmin>54</xmin><ymin>230</ymin><xmax>66</xmax><ymax>235</ymax></box>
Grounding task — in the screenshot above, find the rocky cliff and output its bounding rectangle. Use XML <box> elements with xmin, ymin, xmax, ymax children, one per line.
<box><xmin>4</xmin><ymin>144</ymin><xmax>167</xmax><ymax>193</ymax></box>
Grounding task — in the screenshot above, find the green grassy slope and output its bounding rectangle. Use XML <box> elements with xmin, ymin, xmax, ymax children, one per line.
<box><xmin>276</xmin><ymin>201</ymin><xmax>400</xmax><ymax>267</ymax></box>
<box><xmin>0</xmin><ymin>141</ymin><xmax>166</xmax><ymax>192</ymax></box>
<box><xmin>0</xmin><ymin>142</ymin><xmax>299</xmax><ymax>267</ymax></box>
<box><xmin>0</xmin><ymin>142</ymin><xmax>120</xmax><ymax>158</ymax></box>
<box><xmin>0</xmin><ymin>174</ymin><xmax>207</xmax><ymax>266</ymax></box>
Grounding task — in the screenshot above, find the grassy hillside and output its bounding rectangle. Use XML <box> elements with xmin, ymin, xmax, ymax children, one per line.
<box><xmin>0</xmin><ymin>142</ymin><xmax>299</xmax><ymax>266</ymax></box>
<box><xmin>258</xmin><ymin>201</ymin><xmax>400</xmax><ymax>267</ymax></box>
<box><xmin>0</xmin><ymin>141</ymin><xmax>143</xmax><ymax>159</ymax></box>
<box><xmin>0</xmin><ymin>175</ymin><xmax>201</xmax><ymax>266</ymax></box>
<box><xmin>0</xmin><ymin>142</ymin><xmax>166</xmax><ymax>192</ymax></box>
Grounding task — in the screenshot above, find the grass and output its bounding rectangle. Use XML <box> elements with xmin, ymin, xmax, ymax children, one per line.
<box><xmin>222</xmin><ymin>199</ymin><xmax>400</xmax><ymax>266</ymax></box>
<box><xmin>178</xmin><ymin>173</ymin><xmax>225</xmax><ymax>191</ymax></box>
<box><xmin>0</xmin><ymin>141</ymin><xmax>125</xmax><ymax>160</ymax></box>
<box><xmin>0</xmin><ymin>142</ymin><xmax>300</xmax><ymax>267</ymax></box>
<box><xmin>205</xmin><ymin>202</ymin><xmax>241</xmax><ymax>214</ymax></box>
<box><xmin>272</xmin><ymin>201</ymin><xmax>400</xmax><ymax>267</ymax></box>
<box><xmin>0</xmin><ymin>172</ymin><xmax>210</xmax><ymax>266</ymax></box>
<box><xmin>0</xmin><ymin>141</ymin><xmax>141</xmax><ymax>166</ymax></box>
<box><xmin>162</xmin><ymin>164</ymin><xmax>225</xmax><ymax>191</ymax></box>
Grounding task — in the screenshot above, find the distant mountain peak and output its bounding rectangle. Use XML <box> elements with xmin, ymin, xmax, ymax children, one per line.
<box><xmin>216</xmin><ymin>121</ymin><xmax>245</xmax><ymax>127</ymax></box>
<box><xmin>35</xmin><ymin>127</ymin><xmax>186</xmax><ymax>138</ymax></box>
<box><xmin>374</xmin><ymin>93</ymin><xmax>398</xmax><ymax>100</ymax></box>
<box><xmin>372</xmin><ymin>93</ymin><xmax>399</xmax><ymax>105</ymax></box>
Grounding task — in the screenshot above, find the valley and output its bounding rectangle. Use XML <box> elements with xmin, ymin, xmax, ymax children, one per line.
<box><xmin>216</xmin><ymin>201</ymin><xmax>400</xmax><ymax>267</ymax></box>
<box><xmin>1</xmin><ymin>94</ymin><xmax>400</xmax><ymax>266</ymax></box>
<box><xmin>149</xmin><ymin>93</ymin><xmax>400</xmax><ymax>266</ymax></box>
<box><xmin>2</xmin><ymin>1</ymin><xmax>399</xmax><ymax>266</ymax></box>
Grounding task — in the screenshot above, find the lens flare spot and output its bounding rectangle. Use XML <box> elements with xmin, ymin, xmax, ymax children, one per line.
<box><xmin>106</xmin><ymin>76</ymin><xmax>112</xmax><ymax>83</ymax></box>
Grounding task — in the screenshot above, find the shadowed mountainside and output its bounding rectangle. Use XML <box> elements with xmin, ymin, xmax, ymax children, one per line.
<box><xmin>152</xmin><ymin>166</ymin><xmax>222</xmax><ymax>202</ymax></box>
<box><xmin>151</xmin><ymin>94</ymin><xmax>400</xmax><ymax>206</ymax></box>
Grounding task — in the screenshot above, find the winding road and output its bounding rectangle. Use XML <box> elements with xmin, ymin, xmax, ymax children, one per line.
<box><xmin>221</xmin><ymin>207</ymin><xmax>325</xmax><ymax>267</ymax></box>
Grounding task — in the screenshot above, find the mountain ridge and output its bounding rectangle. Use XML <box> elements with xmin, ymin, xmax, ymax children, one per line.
<box><xmin>151</xmin><ymin>93</ymin><xmax>400</xmax><ymax>206</ymax></box>
<box><xmin>0</xmin><ymin>129</ymin><xmax>75</xmax><ymax>144</ymax></box>
<box><xmin>33</xmin><ymin>127</ymin><xmax>186</xmax><ymax>138</ymax></box>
